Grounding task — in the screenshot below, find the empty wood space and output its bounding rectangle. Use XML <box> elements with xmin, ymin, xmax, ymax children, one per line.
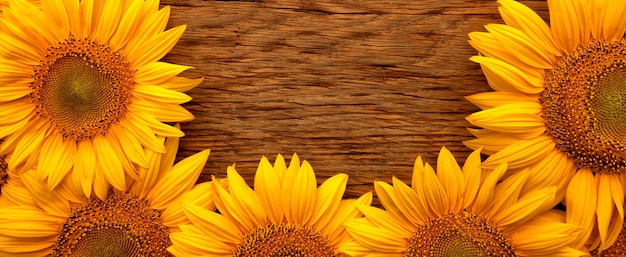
<box><xmin>160</xmin><ymin>0</ymin><xmax>550</xmax><ymax>202</ymax></box>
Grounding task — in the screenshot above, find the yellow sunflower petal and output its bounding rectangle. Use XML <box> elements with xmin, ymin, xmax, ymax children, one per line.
<box><xmin>126</xmin><ymin>111</ymin><xmax>185</xmax><ymax>138</ymax></box>
<box><xmin>272</xmin><ymin>153</ymin><xmax>287</xmax><ymax>183</ymax></box>
<box><xmin>0</xmin><ymin>85</ymin><xmax>31</xmax><ymax>103</ymax></box>
<box><xmin>125</xmin><ymin>5</ymin><xmax>170</xmax><ymax>61</ymax></box>
<box><xmin>107</xmin><ymin>0</ymin><xmax>143</xmax><ymax>51</ymax></box>
<box><xmin>470</xmin><ymin>55</ymin><xmax>544</xmax><ymax>94</ymax></box>
<box><xmin>159</xmin><ymin>128</ymin><xmax>179</xmax><ymax>173</ymax></box>
<box><xmin>1</xmin><ymin>178</ymin><xmax>35</xmax><ymax>207</ymax></box>
<box><xmin>391</xmin><ymin>176</ymin><xmax>428</xmax><ymax>226</ymax></box>
<box><xmin>39</xmin><ymin>133</ymin><xmax>75</xmax><ymax>190</ymax></box>
<box><xmin>0</xmin><ymin>98</ymin><xmax>34</xmax><ymax>126</ymax></box>
<box><xmin>548</xmin><ymin>0</ymin><xmax>585</xmax><ymax>52</ymax></box>
<box><xmin>289</xmin><ymin>160</ymin><xmax>317</xmax><ymax>225</ymax></box>
<box><xmin>168</xmin><ymin>229</ymin><xmax>233</xmax><ymax>256</ymax></box>
<box><xmin>0</xmin><ymin>236</ymin><xmax>56</xmax><ymax>255</ymax></box>
<box><xmin>344</xmin><ymin>219</ymin><xmax>406</xmax><ymax>253</ymax></box>
<box><xmin>0</xmin><ymin>206</ymin><xmax>64</xmax><ymax>238</ymax></box>
<box><xmin>130</xmin><ymin>98</ymin><xmax>195</xmax><ymax>122</ymax></box>
<box><xmin>596</xmin><ymin>173</ymin><xmax>624</xmax><ymax>250</ymax></box>
<box><xmin>421</xmin><ymin>163</ymin><xmax>449</xmax><ymax>216</ymax></box>
<box><xmin>122</xmin><ymin>110</ymin><xmax>167</xmax><ymax>153</ymax></box>
<box><xmin>309</xmin><ymin>173</ymin><xmax>347</xmax><ymax>227</ymax></box>
<box><xmin>5</xmin><ymin>0</ymin><xmax>54</xmax><ymax>49</ymax></box>
<box><xmin>465</xmin><ymin>92</ymin><xmax>538</xmax><ymax>110</ymax></box>
<box><xmin>109</xmin><ymin>123</ymin><xmax>149</xmax><ymax>168</ymax></box>
<box><xmin>374</xmin><ymin>181</ymin><xmax>415</xmax><ymax>230</ymax></box>
<box><xmin>523</xmin><ymin>150</ymin><xmax>575</xmax><ymax>202</ymax></box>
<box><xmin>461</xmin><ymin>148</ymin><xmax>482</xmax><ymax>209</ymax></box>
<box><xmin>357</xmin><ymin>205</ymin><xmax>413</xmax><ymax>238</ymax></box>
<box><xmin>41</xmin><ymin>0</ymin><xmax>71</xmax><ymax>41</ymax></box>
<box><xmin>436</xmin><ymin>147</ymin><xmax>464</xmax><ymax>211</ymax></box>
<box><xmin>485</xmin><ymin>24</ymin><xmax>554</xmax><ymax>68</ymax></box>
<box><xmin>135</xmin><ymin>61</ymin><xmax>193</xmax><ymax>85</ymax></box>
<box><xmin>465</xmin><ymin>102</ymin><xmax>544</xmax><ymax>135</ymax></box>
<box><xmin>93</xmin><ymin>135</ymin><xmax>125</xmax><ymax>191</ymax></box>
<box><xmin>6</xmin><ymin>119</ymin><xmax>47</xmax><ymax>171</ymax></box>
<box><xmin>322</xmin><ymin>192</ymin><xmax>372</xmax><ymax>247</ymax></box>
<box><xmin>464</xmin><ymin>129</ymin><xmax>539</xmax><ymax>155</ymax></box>
<box><xmin>133</xmin><ymin>84</ymin><xmax>192</xmax><ymax>104</ymax></box>
<box><xmin>472</xmin><ymin>162</ymin><xmax>507</xmax><ymax>215</ymax></box>
<box><xmin>468</xmin><ymin>31</ymin><xmax>542</xmax><ymax>76</ymax></box>
<box><xmin>497</xmin><ymin>0</ymin><xmax>560</xmax><ymax>56</ymax></box>
<box><xmin>481</xmin><ymin>135</ymin><xmax>555</xmax><ymax>170</ymax></box>
<box><xmin>161</xmin><ymin>182</ymin><xmax>219</xmax><ymax>229</ymax></box>
<box><xmin>218</xmin><ymin>166</ymin><xmax>267</xmax><ymax>232</ymax></box>
<box><xmin>76</xmin><ymin>139</ymin><xmax>96</xmax><ymax>198</ymax></box>
<box><xmin>339</xmin><ymin>240</ymin><xmax>402</xmax><ymax>257</ymax></box>
<box><xmin>92</xmin><ymin>163</ymin><xmax>110</xmax><ymax>200</ymax></box>
<box><xmin>93</xmin><ymin>0</ymin><xmax>124</xmax><ymax>43</ymax></box>
<box><xmin>281</xmin><ymin>154</ymin><xmax>300</xmax><ymax>223</ymax></box>
<box><xmin>601</xmin><ymin>0</ymin><xmax>626</xmax><ymax>41</ymax></box>
<box><xmin>488</xmin><ymin>169</ymin><xmax>529</xmax><ymax>218</ymax></box>
<box><xmin>597</xmin><ymin>204</ymin><xmax>623</xmax><ymax>252</ymax></box>
<box><xmin>0</xmin><ymin>34</ymin><xmax>41</xmax><ymax>66</ymax></box>
<box><xmin>20</xmin><ymin>171</ymin><xmax>70</xmax><ymax>218</ymax></box>
<box><xmin>147</xmin><ymin>149</ymin><xmax>209</xmax><ymax>210</ymax></box>
<box><xmin>510</xmin><ymin>219</ymin><xmax>581</xmax><ymax>256</ymax></box>
<box><xmin>566</xmin><ymin>168</ymin><xmax>598</xmax><ymax>249</ymax></box>
<box><xmin>182</xmin><ymin>202</ymin><xmax>241</xmax><ymax>244</ymax></box>
<box><xmin>129</xmin><ymin>25</ymin><xmax>186</xmax><ymax>69</ymax></box>
<box><xmin>493</xmin><ymin>186</ymin><xmax>556</xmax><ymax>228</ymax></box>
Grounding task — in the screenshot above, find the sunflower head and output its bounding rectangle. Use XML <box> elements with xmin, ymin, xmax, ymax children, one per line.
<box><xmin>340</xmin><ymin>147</ymin><xmax>583</xmax><ymax>257</ymax></box>
<box><xmin>0</xmin><ymin>134</ymin><xmax>214</xmax><ymax>256</ymax></box>
<box><xmin>540</xmin><ymin>38</ymin><xmax>626</xmax><ymax>175</ymax></box>
<box><xmin>52</xmin><ymin>191</ymin><xmax>172</xmax><ymax>257</ymax></box>
<box><xmin>0</xmin><ymin>0</ymin><xmax>201</xmax><ymax>200</ymax></box>
<box><xmin>465</xmin><ymin>0</ymin><xmax>626</xmax><ymax>251</ymax></box>
<box><xmin>168</xmin><ymin>153</ymin><xmax>373</xmax><ymax>256</ymax></box>
<box><xmin>30</xmin><ymin>36</ymin><xmax>134</xmax><ymax>141</ymax></box>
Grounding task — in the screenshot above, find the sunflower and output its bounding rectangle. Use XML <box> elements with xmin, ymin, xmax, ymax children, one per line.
<box><xmin>339</xmin><ymin>147</ymin><xmax>583</xmax><ymax>256</ymax></box>
<box><xmin>465</xmin><ymin>0</ymin><xmax>626</xmax><ymax>251</ymax></box>
<box><xmin>0</xmin><ymin>135</ymin><xmax>215</xmax><ymax>256</ymax></box>
<box><xmin>168</xmin><ymin>153</ymin><xmax>373</xmax><ymax>256</ymax></box>
<box><xmin>0</xmin><ymin>0</ymin><xmax>201</xmax><ymax>199</ymax></box>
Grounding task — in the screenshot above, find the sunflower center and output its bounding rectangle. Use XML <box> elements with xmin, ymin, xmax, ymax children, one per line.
<box><xmin>0</xmin><ymin>154</ymin><xmax>7</xmax><ymax>193</ymax></box>
<box><xmin>30</xmin><ymin>36</ymin><xmax>134</xmax><ymax>141</ymax></box>
<box><xmin>403</xmin><ymin>212</ymin><xmax>516</xmax><ymax>257</ymax></box>
<box><xmin>541</xmin><ymin>39</ymin><xmax>626</xmax><ymax>174</ymax></box>
<box><xmin>51</xmin><ymin>192</ymin><xmax>172</xmax><ymax>257</ymax></box>
<box><xmin>234</xmin><ymin>223</ymin><xmax>338</xmax><ymax>257</ymax></box>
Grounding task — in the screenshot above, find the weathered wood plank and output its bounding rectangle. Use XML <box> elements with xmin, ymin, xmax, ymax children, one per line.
<box><xmin>159</xmin><ymin>0</ymin><xmax>550</xmax><ymax>201</ymax></box>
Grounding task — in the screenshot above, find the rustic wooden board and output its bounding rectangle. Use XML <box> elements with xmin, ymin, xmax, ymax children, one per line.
<box><xmin>159</xmin><ymin>0</ymin><xmax>550</xmax><ymax>201</ymax></box>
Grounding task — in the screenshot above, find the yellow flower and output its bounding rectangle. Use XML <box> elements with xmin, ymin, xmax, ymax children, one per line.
<box><xmin>168</xmin><ymin>154</ymin><xmax>373</xmax><ymax>256</ymax></box>
<box><xmin>0</xmin><ymin>0</ymin><xmax>202</xmax><ymax>199</ymax></box>
<box><xmin>0</xmin><ymin>135</ymin><xmax>214</xmax><ymax>256</ymax></box>
<box><xmin>340</xmin><ymin>147</ymin><xmax>583</xmax><ymax>256</ymax></box>
<box><xmin>466</xmin><ymin>0</ymin><xmax>626</xmax><ymax>251</ymax></box>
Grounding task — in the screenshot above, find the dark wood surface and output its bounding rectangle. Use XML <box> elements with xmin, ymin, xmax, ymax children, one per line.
<box><xmin>159</xmin><ymin>0</ymin><xmax>550</xmax><ymax>200</ymax></box>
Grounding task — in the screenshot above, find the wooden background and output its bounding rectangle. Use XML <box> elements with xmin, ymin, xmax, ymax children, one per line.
<box><xmin>159</xmin><ymin>0</ymin><xmax>550</xmax><ymax>200</ymax></box>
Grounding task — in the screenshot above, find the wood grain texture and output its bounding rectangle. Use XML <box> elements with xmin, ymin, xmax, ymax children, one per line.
<box><xmin>158</xmin><ymin>0</ymin><xmax>550</xmax><ymax>201</ymax></box>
